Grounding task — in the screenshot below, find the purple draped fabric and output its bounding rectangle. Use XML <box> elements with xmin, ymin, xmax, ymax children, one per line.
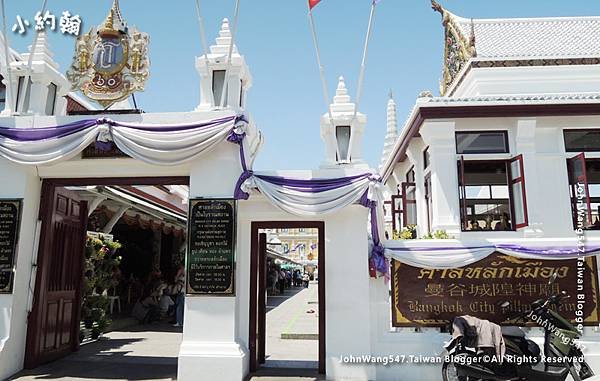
<box><xmin>234</xmin><ymin>170</ymin><xmax>254</xmax><ymax>200</ymax></box>
<box><xmin>0</xmin><ymin>115</ymin><xmax>242</xmax><ymax>141</ymax></box>
<box><xmin>227</xmin><ymin>129</ymin><xmax>248</xmax><ymax>172</ymax></box>
<box><xmin>106</xmin><ymin>115</ymin><xmax>239</xmax><ymax>132</ymax></box>
<box><xmin>386</xmin><ymin>244</ymin><xmax>600</xmax><ymax>259</ymax></box>
<box><xmin>496</xmin><ymin>244</ymin><xmax>600</xmax><ymax>257</ymax></box>
<box><xmin>359</xmin><ymin>189</ymin><xmax>388</xmax><ymax>276</ymax></box>
<box><xmin>254</xmin><ymin>173</ymin><xmax>371</xmax><ymax>193</ymax></box>
<box><xmin>0</xmin><ymin>119</ymin><xmax>97</xmax><ymax>141</ymax></box>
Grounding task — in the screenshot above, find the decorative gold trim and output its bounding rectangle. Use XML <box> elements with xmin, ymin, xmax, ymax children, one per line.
<box><xmin>431</xmin><ymin>1</ymin><xmax>476</xmax><ymax>95</ymax></box>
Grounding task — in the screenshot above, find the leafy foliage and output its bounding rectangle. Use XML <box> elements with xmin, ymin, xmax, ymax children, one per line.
<box><xmin>399</xmin><ymin>225</ymin><xmax>417</xmax><ymax>240</ymax></box>
<box><xmin>394</xmin><ymin>226</ymin><xmax>452</xmax><ymax>240</ymax></box>
<box><xmin>81</xmin><ymin>235</ymin><xmax>122</xmax><ymax>336</ymax></box>
<box><xmin>422</xmin><ymin>230</ymin><xmax>452</xmax><ymax>239</ymax></box>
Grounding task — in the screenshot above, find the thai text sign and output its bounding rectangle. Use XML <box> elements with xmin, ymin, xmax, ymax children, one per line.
<box><xmin>392</xmin><ymin>253</ymin><xmax>600</xmax><ymax>327</ymax></box>
<box><xmin>187</xmin><ymin>199</ymin><xmax>236</xmax><ymax>295</ymax></box>
<box><xmin>0</xmin><ymin>200</ymin><xmax>22</xmax><ymax>293</ymax></box>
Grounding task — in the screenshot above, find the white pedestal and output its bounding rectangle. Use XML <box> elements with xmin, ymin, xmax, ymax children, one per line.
<box><xmin>178</xmin><ymin>341</ymin><xmax>248</xmax><ymax>381</ymax></box>
<box><xmin>177</xmin><ymin>297</ymin><xmax>248</xmax><ymax>381</ymax></box>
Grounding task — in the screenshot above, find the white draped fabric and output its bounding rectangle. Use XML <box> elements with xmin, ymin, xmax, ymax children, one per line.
<box><xmin>0</xmin><ymin>126</ymin><xmax>101</xmax><ymax>165</ymax></box>
<box><xmin>383</xmin><ymin>244</ymin><xmax>600</xmax><ymax>269</ymax></box>
<box><xmin>241</xmin><ymin>174</ymin><xmax>375</xmax><ymax>216</ymax></box>
<box><xmin>110</xmin><ymin>121</ymin><xmax>236</xmax><ymax>166</ymax></box>
<box><xmin>0</xmin><ymin>117</ymin><xmax>238</xmax><ymax>165</ymax></box>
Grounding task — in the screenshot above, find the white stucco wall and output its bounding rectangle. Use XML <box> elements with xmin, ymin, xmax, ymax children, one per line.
<box><xmin>378</xmin><ymin>112</ymin><xmax>600</xmax><ymax>380</ymax></box>
<box><xmin>236</xmin><ymin>197</ymin><xmax>374</xmax><ymax>380</ymax></box>
<box><xmin>452</xmin><ymin>64</ymin><xmax>600</xmax><ymax>98</ymax></box>
<box><xmin>0</xmin><ymin>161</ymin><xmax>41</xmax><ymax>379</ymax></box>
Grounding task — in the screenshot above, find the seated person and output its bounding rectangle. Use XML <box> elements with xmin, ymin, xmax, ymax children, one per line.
<box><xmin>470</xmin><ymin>220</ymin><xmax>482</xmax><ymax>231</ymax></box>
<box><xmin>494</xmin><ymin>213</ymin><xmax>512</xmax><ymax>231</ymax></box>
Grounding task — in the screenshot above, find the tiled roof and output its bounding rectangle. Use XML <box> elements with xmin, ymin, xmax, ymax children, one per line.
<box><xmin>451</xmin><ymin>14</ymin><xmax>600</xmax><ymax>59</ymax></box>
<box><xmin>425</xmin><ymin>92</ymin><xmax>600</xmax><ymax>104</ymax></box>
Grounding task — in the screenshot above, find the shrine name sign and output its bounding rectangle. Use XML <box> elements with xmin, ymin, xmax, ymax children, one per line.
<box><xmin>187</xmin><ymin>199</ymin><xmax>236</xmax><ymax>295</ymax></box>
<box><xmin>0</xmin><ymin>200</ymin><xmax>22</xmax><ymax>293</ymax></box>
<box><xmin>392</xmin><ymin>253</ymin><xmax>600</xmax><ymax>327</ymax></box>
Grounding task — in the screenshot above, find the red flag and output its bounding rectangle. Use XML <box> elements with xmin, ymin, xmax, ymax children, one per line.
<box><xmin>309</xmin><ymin>0</ymin><xmax>321</xmax><ymax>10</ymax></box>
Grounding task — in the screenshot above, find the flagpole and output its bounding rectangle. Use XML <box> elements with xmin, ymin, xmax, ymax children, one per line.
<box><xmin>352</xmin><ymin>1</ymin><xmax>377</xmax><ymax>122</ymax></box>
<box><xmin>219</xmin><ymin>0</ymin><xmax>241</xmax><ymax>108</ymax></box>
<box><xmin>194</xmin><ymin>0</ymin><xmax>214</xmax><ymax>107</ymax></box>
<box><xmin>0</xmin><ymin>0</ymin><xmax>14</xmax><ymax>114</ymax></box>
<box><xmin>308</xmin><ymin>6</ymin><xmax>334</xmax><ymax>126</ymax></box>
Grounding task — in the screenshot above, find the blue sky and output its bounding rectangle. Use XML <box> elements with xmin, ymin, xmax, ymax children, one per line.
<box><xmin>7</xmin><ymin>1</ymin><xmax>600</xmax><ymax>170</ymax></box>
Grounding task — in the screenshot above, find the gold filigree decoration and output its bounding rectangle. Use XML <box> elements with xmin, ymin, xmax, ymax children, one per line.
<box><xmin>66</xmin><ymin>0</ymin><xmax>149</xmax><ymax>108</ymax></box>
<box><xmin>431</xmin><ymin>0</ymin><xmax>476</xmax><ymax>96</ymax></box>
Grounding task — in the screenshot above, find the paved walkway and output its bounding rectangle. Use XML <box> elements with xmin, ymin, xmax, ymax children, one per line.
<box><xmin>10</xmin><ymin>323</ymin><xmax>182</xmax><ymax>381</ymax></box>
<box><xmin>264</xmin><ymin>282</ymin><xmax>319</xmax><ymax>369</ymax></box>
<box><xmin>11</xmin><ymin>285</ymin><xmax>320</xmax><ymax>380</ymax></box>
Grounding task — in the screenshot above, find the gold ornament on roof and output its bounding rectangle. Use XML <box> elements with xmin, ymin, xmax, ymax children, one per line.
<box><xmin>66</xmin><ymin>0</ymin><xmax>149</xmax><ymax>108</ymax></box>
<box><xmin>431</xmin><ymin>0</ymin><xmax>476</xmax><ymax>96</ymax></box>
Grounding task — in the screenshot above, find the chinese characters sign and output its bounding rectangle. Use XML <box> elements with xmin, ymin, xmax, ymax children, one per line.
<box><xmin>187</xmin><ymin>199</ymin><xmax>236</xmax><ymax>295</ymax></box>
<box><xmin>391</xmin><ymin>253</ymin><xmax>600</xmax><ymax>327</ymax></box>
<box><xmin>13</xmin><ymin>11</ymin><xmax>81</xmax><ymax>36</ymax></box>
<box><xmin>0</xmin><ymin>200</ymin><xmax>22</xmax><ymax>294</ymax></box>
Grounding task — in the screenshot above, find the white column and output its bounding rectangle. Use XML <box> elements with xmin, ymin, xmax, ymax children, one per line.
<box><xmin>420</xmin><ymin>120</ymin><xmax>461</xmax><ymax>237</ymax></box>
<box><xmin>325</xmin><ymin>206</ymin><xmax>375</xmax><ymax>380</ymax></box>
<box><xmin>533</xmin><ymin>126</ymin><xmax>574</xmax><ymax>236</ymax></box>
<box><xmin>405</xmin><ymin>138</ymin><xmax>428</xmax><ymax>238</ymax></box>
<box><xmin>178</xmin><ymin>142</ymin><xmax>247</xmax><ymax>381</ymax></box>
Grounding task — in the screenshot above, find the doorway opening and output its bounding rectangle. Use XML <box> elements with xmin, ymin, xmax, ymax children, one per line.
<box><xmin>23</xmin><ymin>177</ymin><xmax>189</xmax><ymax>380</ymax></box>
<box><xmin>249</xmin><ymin>221</ymin><xmax>325</xmax><ymax>375</ymax></box>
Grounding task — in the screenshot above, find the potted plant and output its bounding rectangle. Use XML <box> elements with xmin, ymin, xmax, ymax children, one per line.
<box><xmin>81</xmin><ymin>235</ymin><xmax>121</xmax><ymax>340</ymax></box>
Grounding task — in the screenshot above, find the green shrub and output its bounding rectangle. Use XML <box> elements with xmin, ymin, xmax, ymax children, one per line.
<box><xmin>81</xmin><ymin>235</ymin><xmax>122</xmax><ymax>338</ymax></box>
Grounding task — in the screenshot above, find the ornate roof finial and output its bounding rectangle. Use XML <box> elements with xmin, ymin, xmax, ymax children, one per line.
<box><xmin>219</xmin><ymin>18</ymin><xmax>232</xmax><ymax>39</ymax></box>
<box><xmin>333</xmin><ymin>75</ymin><xmax>351</xmax><ymax>104</ymax></box>
<box><xmin>336</xmin><ymin>76</ymin><xmax>347</xmax><ymax>96</ymax></box>
<box><xmin>431</xmin><ymin>0</ymin><xmax>444</xmax><ymax>15</ymax></box>
<box><xmin>388</xmin><ymin>89</ymin><xmax>393</xmax><ymax>100</ymax></box>
<box><xmin>100</xmin><ymin>0</ymin><xmax>126</xmax><ymax>37</ymax></box>
<box><xmin>111</xmin><ymin>0</ymin><xmax>125</xmax><ymax>25</ymax></box>
<box><xmin>213</xmin><ymin>18</ymin><xmax>238</xmax><ymax>54</ymax></box>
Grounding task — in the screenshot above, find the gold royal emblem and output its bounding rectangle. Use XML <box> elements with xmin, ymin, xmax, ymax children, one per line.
<box><xmin>67</xmin><ymin>0</ymin><xmax>149</xmax><ymax>107</ymax></box>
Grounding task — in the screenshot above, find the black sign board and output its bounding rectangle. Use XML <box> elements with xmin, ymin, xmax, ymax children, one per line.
<box><xmin>0</xmin><ymin>200</ymin><xmax>22</xmax><ymax>293</ymax></box>
<box><xmin>187</xmin><ymin>199</ymin><xmax>236</xmax><ymax>295</ymax></box>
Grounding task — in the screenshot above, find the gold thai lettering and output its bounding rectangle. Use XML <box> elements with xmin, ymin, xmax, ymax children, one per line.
<box><xmin>521</xmin><ymin>267</ymin><xmax>540</xmax><ymax>278</ymax></box>
<box><xmin>557</xmin><ymin>266</ymin><xmax>569</xmax><ymax>278</ymax></box>
<box><xmin>418</xmin><ymin>269</ymin><xmax>436</xmax><ymax>280</ymax></box>
<box><xmin>482</xmin><ymin>267</ymin><xmax>498</xmax><ymax>278</ymax></box>
<box><xmin>447</xmin><ymin>268</ymin><xmax>464</xmax><ymax>278</ymax></box>
<box><xmin>539</xmin><ymin>267</ymin><xmax>555</xmax><ymax>278</ymax></box>
<box><xmin>498</xmin><ymin>267</ymin><xmax>513</xmax><ymax>278</ymax></box>
<box><xmin>465</xmin><ymin>267</ymin><xmax>482</xmax><ymax>279</ymax></box>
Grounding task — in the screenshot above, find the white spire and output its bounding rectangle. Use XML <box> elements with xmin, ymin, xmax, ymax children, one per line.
<box><xmin>379</xmin><ymin>91</ymin><xmax>398</xmax><ymax>170</ymax></box>
<box><xmin>22</xmin><ymin>31</ymin><xmax>58</xmax><ymax>69</ymax></box>
<box><xmin>320</xmin><ymin>74</ymin><xmax>368</xmax><ymax>169</ymax></box>
<box><xmin>211</xmin><ymin>18</ymin><xmax>238</xmax><ymax>55</ymax></box>
<box><xmin>333</xmin><ymin>76</ymin><xmax>351</xmax><ymax>104</ymax></box>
